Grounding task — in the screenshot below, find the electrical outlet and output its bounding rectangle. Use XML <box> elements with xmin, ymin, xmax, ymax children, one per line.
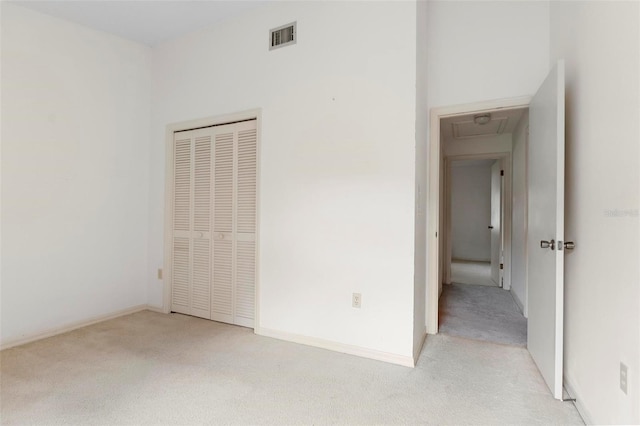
<box><xmin>157</xmin><ymin>268</ymin><xmax>163</xmax><ymax>280</ymax></box>
<box><xmin>620</xmin><ymin>362</ymin><xmax>628</xmax><ymax>394</ymax></box>
<box><xmin>352</xmin><ymin>293</ymin><xmax>362</xmax><ymax>308</ymax></box>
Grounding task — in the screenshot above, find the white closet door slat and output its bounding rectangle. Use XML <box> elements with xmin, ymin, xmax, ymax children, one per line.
<box><xmin>172</xmin><ymin>237</ymin><xmax>190</xmax><ymax>315</ymax></box>
<box><xmin>191</xmin><ymin>238</ymin><xmax>211</xmax><ymax>317</ymax></box>
<box><xmin>234</xmin><ymin>123</ymin><xmax>257</xmax><ymax>327</ymax></box>
<box><xmin>194</xmin><ymin>136</ymin><xmax>212</xmax><ymax>233</ymax></box>
<box><xmin>235</xmin><ymin>240</ymin><xmax>255</xmax><ymax>326</ymax></box>
<box><xmin>212</xmin><ymin>131</ymin><xmax>235</xmax><ymax>323</ymax></box>
<box><xmin>214</xmin><ymin>133</ymin><xmax>234</xmax><ymax>234</ymax></box>
<box><xmin>212</xmin><ymin>238</ymin><xmax>233</xmax><ymax>321</ymax></box>
<box><xmin>173</xmin><ymin>138</ymin><xmax>191</xmax><ymax>232</ymax></box>
<box><xmin>191</xmin><ymin>134</ymin><xmax>212</xmax><ymax>318</ymax></box>
<box><xmin>236</xmin><ymin>128</ymin><xmax>257</xmax><ymax>235</ymax></box>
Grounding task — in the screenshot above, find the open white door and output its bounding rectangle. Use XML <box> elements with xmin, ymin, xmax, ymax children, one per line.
<box><xmin>527</xmin><ymin>60</ymin><xmax>565</xmax><ymax>399</ymax></box>
<box><xmin>490</xmin><ymin>161</ymin><xmax>502</xmax><ymax>286</ymax></box>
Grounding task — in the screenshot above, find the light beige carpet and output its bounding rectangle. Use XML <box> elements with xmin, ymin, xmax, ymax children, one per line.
<box><xmin>0</xmin><ymin>311</ymin><xmax>583</xmax><ymax>425</ymax></box>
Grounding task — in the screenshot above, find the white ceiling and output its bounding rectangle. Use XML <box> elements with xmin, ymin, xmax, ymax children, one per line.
<box><xmin>441</xmin><ymin>107</ymin><xmax>526</xmax><ymax>143</ymax></box>
<box><xmin>10</xmin><ymin>0</ymin><xmax>270</xmax><ymax>46</ymax></box>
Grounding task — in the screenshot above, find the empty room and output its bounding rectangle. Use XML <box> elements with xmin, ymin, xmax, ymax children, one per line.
<box><xmin>1</xmin><ymin>1</ymin><xmax>638</xmax><ymax>425</ymax></box>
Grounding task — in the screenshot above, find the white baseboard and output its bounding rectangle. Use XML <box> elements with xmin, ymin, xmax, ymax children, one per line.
<box><xmin>413</xmin><ymin>328</ymin><xmax>427</xmax><ymax>364</ymax></box>
<box><xmin>255</xmin><ymin>327</ymin><xmax>415</xmax><ymax>368</ymax></box>
<box><xmin>452</xmin><ymin>258</ymin><xmax>491</xmax><ymax>263</ymax></box>
<box><xmin>0</xmin><ymin>304</ymin><xmax>154</xmax><ymax>351</ymax></box>
<box><xmin>510</xmin><ymin>288</ymin><xmax>526</xmax><ymax>317</ymax></box>
<box><xmin>145</xmin><ymin>304</ymin><xmax>165</xmax><ymax>313</ymax></box>
<box><xmin>564</xmin><ymin>375</ymin><xmax>593</xmax><ymax>425</ymax></box>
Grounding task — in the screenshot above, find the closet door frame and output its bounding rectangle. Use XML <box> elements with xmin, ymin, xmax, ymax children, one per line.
<box><xmin>163</xmin><ymin>109</ymin><xmax>261</xmax><ymax>329</ymax></box>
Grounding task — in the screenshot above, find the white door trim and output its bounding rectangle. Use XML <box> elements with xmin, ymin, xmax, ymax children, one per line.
<box><xmin>427</xmin><ymin>97</ymin><xmax>530</xmax><ymax>334</ymax></box>
<box><xmin>163</xmin><ymin>109</ymin><xmax>262</xmax><ymax>330</ymax></box>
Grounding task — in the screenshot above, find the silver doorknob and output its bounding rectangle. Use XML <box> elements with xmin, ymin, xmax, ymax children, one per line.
<box><xmin>540</xmin><ymin>239</ymin><xmax>555</xmax><ymax>250</ymax></box>
<box><xmin>563</xmin><ymin>241</ymin><xmax>575</xmax><ymax>250</ymax></box>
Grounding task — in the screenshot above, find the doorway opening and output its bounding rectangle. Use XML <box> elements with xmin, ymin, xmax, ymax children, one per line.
<box><xmin>444</xmin><ymin>156</ymin><xmax>507</xmax><ymax>289</ymax></box>
<box><xmin>426</xmin><ymin>98</ymin><xmax>530</xmax><ymax>347</ymax></box>
<box><xmin>426</xmin><ymin>63</ymin><xmax>567</xmax><ymax>400</ymax></box>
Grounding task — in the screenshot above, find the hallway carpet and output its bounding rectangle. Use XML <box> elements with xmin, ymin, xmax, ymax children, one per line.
<box><xmin>1</xmin><ymin>311</ymin><xmax>581</xmax><ymax>425</ymax></box>
<box><xmin>450</xmin><ymin>260</ymin><xmax>496</xmax><ymax>286</ymax></box>
<box><xmin>439</xmin><ymin>282</ymin><xmax>527</xmax><ymax>346</ymax></box>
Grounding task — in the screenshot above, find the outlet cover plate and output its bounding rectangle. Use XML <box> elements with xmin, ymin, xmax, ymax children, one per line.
<box><xmin>352</xmin><ymin>293</ymin><xmax>362</xmax><ymax>308</ymax></box>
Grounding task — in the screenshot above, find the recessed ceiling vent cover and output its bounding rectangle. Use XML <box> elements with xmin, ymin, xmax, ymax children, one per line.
<box><xmin>270</xmin><ymin>22</ymin><xmax>296</xmax><ymax>50</ymax></box>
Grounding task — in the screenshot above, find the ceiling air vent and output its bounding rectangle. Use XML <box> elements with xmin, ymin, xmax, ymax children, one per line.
<box><xmin>270</xmin><ymin>22</ymin><xmax>296</xmax><ymax>50</ymax></box>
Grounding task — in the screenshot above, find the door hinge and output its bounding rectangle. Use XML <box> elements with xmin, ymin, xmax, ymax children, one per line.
<box><xmin>500</xmin><ymin>170</ymin><xmax>504</xmax><ymax>176</ymax></box>
<box><xmin>500</xmin><ymin>263</ymin><xmax>504</xmax><ymax>270</ymax></box>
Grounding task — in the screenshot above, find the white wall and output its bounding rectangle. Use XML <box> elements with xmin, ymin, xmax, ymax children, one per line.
<box><xmin>550</xmin><ymin>2</ymin><xmax>639</xmax><ymax>423</ymax></box>
<box><xmin>511</xmin><ymin>112</ymin><xmax>528</xmax><ymax>315</ymax></box>
<box><xmin>413</xmin><ymin>0</ymin><xmax>429</xmax><ymax>358</ymax></box>
<box><xmin>0</xmin><ymin>4</ymin><xmax>151</xmax><ymax>345</ymax></box>
<box><xmin>450</xmin><ymin>162</ymin><xmax>492</xmax><ymax>261</ymax></box>
<box><xmin>149</xmin><ymin>1</ymin><xmax>418</xmax><ymax>358</ymax></box>
<box><xmin>426</xmin><ymin>0</ymin><xmax>549</xmax><ymax>109</ymax></box>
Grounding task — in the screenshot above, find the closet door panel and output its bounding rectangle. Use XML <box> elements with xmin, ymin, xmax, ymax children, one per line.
<box><xmin>191</xmin><ymin>134</ymin><xmax>212</xmax><ymax>318</ymax></box>
<box><xmin>170</xmin><ymin>129</ymin><xmax>212</xmax><ymax>319</ymax></box>
<box><xmin>236</xmin><ymin>127</ymin><xmax>257</xmax><ymax>235</ymax></box>
<box><xmin>171</xmin><ymin>135</ymin><xmax>192</xmax><ymax>315</ymax></box>
<box><xmin>171</xmin><ymin>119</ymin><xmax>257</xmax><ymax>327</ymax></box>
<box><xmin>234</xmin><ymin>124</ymin><xmax>257</xmax><ymax>326</ymax></box>
<box><xmin>235</xmin><ymin>239</ymin><xmax>255</xmax><ymax>327</ymax></box>
<box><xmin>171</xmin><ymin>237</ymin><xmax>190</xmax><ymax>315</ymax></box>
<box><xmin>211</xmin><ymin>238</ymin><xmax>233</xmax><ymax>322</ymax></box>
<box><xmin>211</xmin><ymin>131</ymin><xmax>235</xmax><ymax>323</ymax></box>
<box><xmin>173</xmin><ymin>137</ymin><xmax>191</xmax><ymax>233</ymax></box>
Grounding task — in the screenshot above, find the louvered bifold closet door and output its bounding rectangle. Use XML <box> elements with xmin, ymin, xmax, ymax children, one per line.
<box><xmin>171</xmin><ymin>128</ymin><xmax>213</xmax><ymax>319</ymax></box>
<box><xmin>211</xmin><ymin>120</ymin><xmax>257</xmax><ymax>327</ymax></box>
<box><xmin>211</xmin><ymin>128</ymin><xmax>235</xmax><ymax>324</ymax></box>
<box><xmin>234</xmin><ymin>121</ymin><xmax>258</xmax><ymax>327</ymax></box>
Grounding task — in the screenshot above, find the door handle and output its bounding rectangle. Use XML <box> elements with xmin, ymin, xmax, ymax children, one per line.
<box><xmin>540</xmin><ymin>239</ymin><xmax>555</xmax><ymax>250</ymax></box>
<box><xmin>488</xmin><ymin>225</ymin><xmax>494</xmax><ymax>229</ymax></box>
<box><xmin>563</xmin><ymin>241</ymin><xmax>575</xmax><ymax>250</ymax></box>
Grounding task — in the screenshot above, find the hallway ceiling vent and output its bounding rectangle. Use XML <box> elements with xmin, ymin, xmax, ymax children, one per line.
<box><xmin>270</xmin><ymin>22</ymin><xmax>296</xmax><ymax>50</ymax></box>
